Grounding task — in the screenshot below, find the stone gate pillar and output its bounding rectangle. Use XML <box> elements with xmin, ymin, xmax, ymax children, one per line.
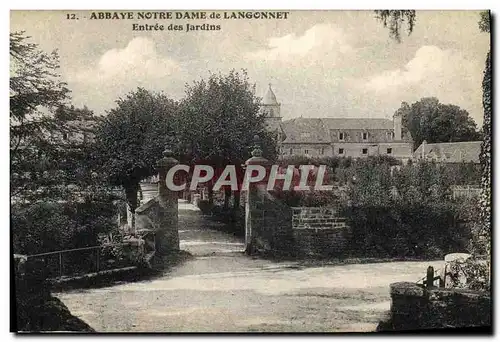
<box><xmin>155</xmin><ymin>147</ymin><xmax>180</xmax><ymax>256</ymax></box>
<box><xmin>244</xmin><ymin>135</ymin><xmax>271</xmax><ymax>255</ymax></box>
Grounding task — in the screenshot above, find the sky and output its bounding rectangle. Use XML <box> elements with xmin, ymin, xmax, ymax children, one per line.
<box><xmin>10</xmin><ymin>10</ymin><xmax>490</xmax><ymax>126</ymax></box>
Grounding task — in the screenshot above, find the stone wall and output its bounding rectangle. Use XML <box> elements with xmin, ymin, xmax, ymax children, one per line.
<box><xmin>245</xmin><ymin>184</ymin><xmax>294</xmax><ymax>255</ymax></box>
<box><xmin>291</xmin><ymin>207</ymin><xmax>350</xmax><ymax>257</ymax></box>
<box><xmin>379</xmin><ymin>281</ymin><xmax>491</xmax><ymax>331</ymax></box>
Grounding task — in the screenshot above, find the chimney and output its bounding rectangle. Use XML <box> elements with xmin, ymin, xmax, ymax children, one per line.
<box><xmin>393</xmin><ymin>111</ymin><xmax>402</xmax><ymax>141</ymax></box>
<box><xmin>422</xmin><ymin>140</ymin><xmax>427</xmax><ymax>159</ymax></box>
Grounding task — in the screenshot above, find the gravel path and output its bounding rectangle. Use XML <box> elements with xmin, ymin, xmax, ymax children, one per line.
<box><xmin>56</xmin><ymin>200</ymin><xmax>443</xmax><ymax>332</ymax></box>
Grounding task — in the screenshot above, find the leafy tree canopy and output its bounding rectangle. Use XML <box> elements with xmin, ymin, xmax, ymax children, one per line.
<box><xmin>175</xmin><ymin>69</ymin><xmax>277</xmax><ymax>168</ymax></box>
<box><xmin>93</xmin><ymin>87</ymin><xmax>178</xmax><ymax>189</ymax></box>
<box><xmin>395</xmin><ymin>97</ymin><xmax>481</xmax><ymax>149</ymax></box>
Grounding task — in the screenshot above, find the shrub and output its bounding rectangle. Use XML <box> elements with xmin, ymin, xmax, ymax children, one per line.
<box><xmin>342</xmin><ymin>201</ymin><xmax>470</xmax><ymax>259</ymax></box>
<box><xmin>197</xmin><ymin>200</ymin><xmax>213</xmax><ymax>215</ymax></box>
<box><xmin>338</xmin><ymin>160</ymin><xmax>477</xmax><ymax>259</ymax></box>
<box><xmin>11</xmin><ymin>196</ymin><xmax>116</xmax><ymax>255</ymax></box>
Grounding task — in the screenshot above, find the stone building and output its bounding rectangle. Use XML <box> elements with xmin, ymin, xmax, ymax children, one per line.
<box><xmin>260</xmin><ymin>84</ymin><xmax>414</xmax><ymax>162</ymax></box>
<box><xmin>413</xmin><ymin>141</ymin><xmax>481</xmax><ymax>163</ymax></box>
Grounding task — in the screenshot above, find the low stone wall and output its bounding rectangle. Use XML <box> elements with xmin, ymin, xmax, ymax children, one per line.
<box><xmin>246</xmin><ymin>185</ymin><xmax>294</xmax><ymax>255</ymax></box>
<box><xmin>292</xmin><ymin>207</ymin><xmax>347</xmax><ymax>229</ymax></box>
<box><xmin>291</xmin><ymin>207</ymin><xmax>350</xmax><ymax>257</ymax></box>
<box><xmin>379</xmin><ymin>281</ymin><xmax>491</xmax><ymax>331</ymax></box>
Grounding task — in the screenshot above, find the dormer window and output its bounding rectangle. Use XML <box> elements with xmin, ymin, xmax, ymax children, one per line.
<box><xmin>339</xmin><ymin>132</ymin><xmax>345</xmax><ymax>141</ymax></box>
<box><xmin>362</xmin><ymin>132</ymin><xmax>368</xmax><ymax>140</ymax></box>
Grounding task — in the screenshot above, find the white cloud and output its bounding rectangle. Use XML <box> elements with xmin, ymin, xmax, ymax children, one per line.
<box><xmin>247</xmin><ymin>24</ymin><xmax>352</xmax><ymax>65</ymax></box>
<box><xmin>68</xmin><ymin>37</ymin><xmax>186</xmax><ymax>113</ymax></box>
<box><xmin>74</xmin><ymin>37</ymin><xmax>181</xmax><ymax>83</ymax></box>
<box><xmin>366</xmin><ymin>46</ymin><xmax>449</xmax><ymax>90</ymax></box>
<box><xmin>362</xmin><ymin>45</ymin><xmax>484</xmax><ymax>124</ymax></box>
<box><xmin>365</xmin><ymin>46</ymin><xmax>478</xmax><ymax>92</ymax></box>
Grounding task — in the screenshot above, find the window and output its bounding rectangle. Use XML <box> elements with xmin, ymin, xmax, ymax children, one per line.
<box><xmin>289</xmin><ymin>148</ymin><xmax>293</xmax><ymax>155</ymax></box>
<box><xmin>387</xmin><ymin>132</ymin><xmax>393</xmax><ymax>141</ymax></box>
<box><xmin>362</xmin><ymin>132</ymin><xmax>368</xmax><ymax>140</ymax></box>
<box><xmin>362</xmin><ymin>148</ymin><xmax>368</xmax><ymax>155</ymax></box>
<box><xmin>304</xmin><ymin>149</ymin><xmax>309</xmax><ymax>155</ymax></box>
<box><xmin>338</xmin><ymin>148</ymin><xmax>344</xmax><ymax>155</ymax></box>
<box><xmin>320</xmin><ymin>148</ymin><xmax>325</xmax><ymax>155</ymax></box>
<box><xmin>339</xmin><ymin>132</ymin><xmax>345</xmax><ymax>141</ymax></box>
<box><xmin>387</xmin><ymin>148</ymin><xmax>392</xmax><ymax>154</ymax></box>
<box><xmin>62</xmin><ymin>132</ymin><xmax>68</xmax><ymax>140</ymax></box>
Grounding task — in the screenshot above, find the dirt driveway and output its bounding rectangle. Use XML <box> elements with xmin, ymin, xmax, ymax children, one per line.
<box><xmin>56</xmin><ymin>201</ymin><xmax>443</xmax><ymax>332</ymax></box>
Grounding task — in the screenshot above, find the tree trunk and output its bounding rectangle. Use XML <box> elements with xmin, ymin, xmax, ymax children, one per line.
<box><xmin>224</xmin><ymin>187</ymin><xmax>231</xmax><ymax>209</ymax></box>
<box><xmin>125</xmin><ymin>183</ymin><xmax>140</xmax><ymax>233</ymax></box>
<box><xmin>208</xmin><ymin>183</ymin><xmax>214</xmax><ymax>206</ymax></box>
<box><xmin>233</xmin><ymin>191</ymin><xmax>241</xmax><ymax>210</ymax></box>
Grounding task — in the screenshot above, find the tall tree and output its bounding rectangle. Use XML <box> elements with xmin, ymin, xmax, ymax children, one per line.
<box><xmin>174</xmin><ymin>70</ymin><xmax>277</xmax><ymax>207</ymax></box>
<box><xmin>396</xmin><ymin>97</ymin><xmax>481</xmax><ymax>149</ymax></box>
<box><xmin>9</xmin><ymin>32</ymin><xmax>93</xmax><ymax>203</ymax></box>
<box><xmin>92</xmin><ymin>88</ymin><xmax>177</xmax><ymax>228</ymax></box>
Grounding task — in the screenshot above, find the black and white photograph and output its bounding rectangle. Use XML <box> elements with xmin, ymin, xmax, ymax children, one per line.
<box><xmin>9</xmin><ymin>8</ymin><xmax>492</xmax><ymax>333</ymax></box>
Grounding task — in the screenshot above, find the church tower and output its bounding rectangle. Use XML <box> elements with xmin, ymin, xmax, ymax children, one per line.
<box><xmin>259</xmin><ymin>83</ymin><xmax>285</xmax><ymax>158</ymax></box>
<box><xmin>261</xmin><ymin>83</ymin><xmax>281</xmax><ymax>118</ymax></box>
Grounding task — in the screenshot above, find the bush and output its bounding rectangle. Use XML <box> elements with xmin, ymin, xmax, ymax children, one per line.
<box><xmin>197</xmin><ymin>200</ymin><xmax>213</xmax><ymax>215</ymax></box>
<box><xmin>338</xmin><ymin>160</ymin><xmax>477</xmax><ymax>259</ymax></box>
<box><xmin>342</xmin><ymin>201</ymin><xmax>471</xmax><ymax>259</ymax></box>
<box><xmin>11</xmin><ymin>197</ymin><xmax>116</xmax><ymax>255</ymax></box>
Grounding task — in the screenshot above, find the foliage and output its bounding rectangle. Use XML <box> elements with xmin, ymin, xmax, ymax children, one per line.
<box><xmin>175</xmin><ymin>69</ymin><xmax>278</xmax><ymax>167</ymax></box>
<box><xmin>319</xmin><ymin>159</ymin><xmax>479</xmax><ymax>259</ymax></box>
<box><xmin>396</xmin><ymin>98</ymin><xmax>481</xmax><ymax>149</ymax></box>
<box><xmin>12</xmin><ymin>195</ymin><xmax>117</xmax><ymax>255</ymax></box>
<box><xmin>93</xmin><ymin>87</ymin><xmax>177</xmax><ymax>188</ymax></box>
<box><xmin>341</xmin><ymin>162</ymin><xmax>477</xmax><ymax>259</ymax></box>
<box><xmin>477</xmin><ymin>50</ymin><xmax>491</xmax><ymax>281</ymax></box>
<box><xmin>10</xmin><ymin>31</ymin><xmax>70</xmax><ymax>142</ymax></box>
<box><xmin>197</xmin><ymin>200</ymin><xmax>213</xmax><ymax>215</ymax></box>
<box><xmin>54</xmin><ymin>104</ymin><xmax>94</xmax><ymax>122</ymax></box>
<box><xmin>374</xmin><ymin>10</ymin><xmax>416</xmax><ymax>42</ymax></box>
<box><xmin>478</xmin><ymin>10</ymin><xmax>490</xmax><ymax>33</ymax></box>
<box><xmin>9</xmin><ymin>32</ymin><xmax>94</xmax><ymax>203</ymax></box>
<box><xmin>91</xmin><ymin>88</ymin><xmax>177</xmax><ymax>227</ymax></box>
<box><xmin>10</xmin><ymin>32</ymin><xmax>120</xmax><ymax>262</ymax></box>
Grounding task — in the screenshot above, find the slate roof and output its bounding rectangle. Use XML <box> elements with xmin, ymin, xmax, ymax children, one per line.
<box><xmin>280</xmin><ymin>117</ymin><xmax>404</xmax><ymax>144</ymax></box>
<box><xmin>281</xmin><ymin>118</ymin><xmax>330</xmax><ymax>143</ymax></box>
<box><xmin>321</xmin><ymin>118</ymin><xmax>393</xmax><ymax>130</ymax></box>
<box><xmin>414</xmin><ymin>141</ymin><xmax>481</xmax><ymax>163</ymax></box>
<box><xmin>262</xmin><ymin>85</ymin><xmax>279</xmax><ymax>105</ymax></box>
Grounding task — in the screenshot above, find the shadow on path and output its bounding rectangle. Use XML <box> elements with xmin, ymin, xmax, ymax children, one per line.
<box><xmin>177</xmin><ymin>200</ymin><xmax>245</xmax><ymax>257</ymax></box>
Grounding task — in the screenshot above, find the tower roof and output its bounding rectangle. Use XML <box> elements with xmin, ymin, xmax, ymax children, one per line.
<box><xmin>262</xmin><ymin>83</ymin><xmax>278</xmax><ymax>105</ymax></box>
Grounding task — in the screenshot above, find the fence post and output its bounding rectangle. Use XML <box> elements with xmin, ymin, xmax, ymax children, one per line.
<box><xmin>59</xmin><ymin>252</ymin><xmax>63</xmax><ymax>278</ymax></box>
<box><xmin>426</xmin><ymin>266</ymin><xmax>434</xmax><ymax>288</ymax></box>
